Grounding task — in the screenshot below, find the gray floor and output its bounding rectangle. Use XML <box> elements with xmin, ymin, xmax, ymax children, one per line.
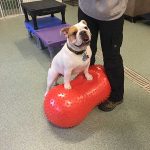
<box><xmin>0</xmin><ymin>5</ymin><xmax>150</xmax><ymax>150</ymax></box>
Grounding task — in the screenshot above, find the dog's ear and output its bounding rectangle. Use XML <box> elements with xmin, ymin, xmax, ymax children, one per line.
<box><xmin>80</xmin><ymin>20</ymin><xmax>87</xmax><ymax>25</ymax></box>
<box><xmin>60</xmin><ymin>27</ymin><xmax>70</xmax><ymax>38</ymax></box>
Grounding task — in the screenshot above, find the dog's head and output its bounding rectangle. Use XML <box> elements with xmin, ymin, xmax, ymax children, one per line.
<box><xmin>61</xmin><ymin>20</ymin><xmax>91</xmax><ymax>49</ymax></box>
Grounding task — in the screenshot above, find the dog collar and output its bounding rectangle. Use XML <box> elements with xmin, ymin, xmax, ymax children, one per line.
<box><xmin>67</xmin><ymin>44</ymin><xmax>86</xmax><ymax>55</ymax></box>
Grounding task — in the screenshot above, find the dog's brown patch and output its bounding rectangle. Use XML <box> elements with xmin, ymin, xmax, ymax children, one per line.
<box><xmin>61</xmin><ymin>26</ymin><xmax>78</xmax><ymax>43</ymax></box>
<box><xmin>68</xmin><ymin>26</ymin><xmax>78</xmax><ymax>36</ymax></box>
<box><xmin>68</xmin><ymin>26</ymin><xmax>78</xmax><ymax>43</ymax></box>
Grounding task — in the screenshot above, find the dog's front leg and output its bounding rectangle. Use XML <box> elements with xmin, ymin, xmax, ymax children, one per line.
<box><xmin>84</xmin><ymin>64</ymin><xmax>93</xmax><ymax>81</ymax></box>
<box><xmin>64</xmin><ymin>70</ymin><xmax>72</xmax><ymax>90</ymax></box>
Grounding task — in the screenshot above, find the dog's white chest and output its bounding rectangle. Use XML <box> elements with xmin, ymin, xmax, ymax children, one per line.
<box><xmin>71</xmin><ymin>51</ymin><xmax>91</xmax><ymax>74</ymax></box>
<box><xmin>52</xmin><ymin>44</ymin><xmax>92</xmax><ymax>76</ymax></box>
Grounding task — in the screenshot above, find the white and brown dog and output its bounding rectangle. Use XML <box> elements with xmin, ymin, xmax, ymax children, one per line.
<box><xmin>45</xmin><ymin>20</ymin><xmax>93</xmax><ymax>96</ymax></box>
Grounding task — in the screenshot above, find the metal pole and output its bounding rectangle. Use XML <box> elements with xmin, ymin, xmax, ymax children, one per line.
<box><xmin>0</xmin><ymin>1</ymin><xmax>4</xmax><ymax>18</ymax></box>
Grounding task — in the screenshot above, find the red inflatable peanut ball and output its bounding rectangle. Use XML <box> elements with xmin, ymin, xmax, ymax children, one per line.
<box><xmin>44</xmin><ymin>65</ymin><xmax>111</xmax><ymax>128</ymax></box>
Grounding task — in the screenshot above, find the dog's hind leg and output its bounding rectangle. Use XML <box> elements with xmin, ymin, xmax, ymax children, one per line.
<box><xmin>45</xmin><ymin>69</ymin><xmax>59</xmax><ymax>96</ymax></box>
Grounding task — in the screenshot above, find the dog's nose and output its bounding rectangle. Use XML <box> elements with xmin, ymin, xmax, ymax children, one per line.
<box><xmin>79</xmin><ymin>31</ymin><xmax>86</xmax><ymax>36</ymax></box>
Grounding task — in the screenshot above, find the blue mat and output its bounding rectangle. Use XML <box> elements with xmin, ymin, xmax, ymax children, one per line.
<box><xmin>25</xmin><ymin>16</ymin><xmax>62</xmax><ymax>34</ymax></box>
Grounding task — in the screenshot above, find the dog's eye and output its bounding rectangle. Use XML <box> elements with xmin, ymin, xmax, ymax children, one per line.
<box><xmin>73</xmin><ymin>31</ymin><xmax>77</xmax><ymax>35</ymax></box>
<box><xmin>84</xmin><ymin>26</ymin><xmax>88</xmax><ymax>30</ymax></box>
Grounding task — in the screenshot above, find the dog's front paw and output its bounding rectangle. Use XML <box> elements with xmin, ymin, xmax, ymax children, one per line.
<box><xmin>64</xmin><ymin>83</ymin><xmax>72</xmax><ymax>90</ymax></box>
<box><xmin>85</xmin><ymin>73</ymin><xmax>93</xmax><ymax>81</ymax></box>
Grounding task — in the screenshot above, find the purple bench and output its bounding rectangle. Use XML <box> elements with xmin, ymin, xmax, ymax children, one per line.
<box><xmin>23</xmin><ymin>16</ymin><xmax>70</xmax><ymax>59</ymax></box>
<box><xmin>24</xmin><ymin>16</ymin><xmax>63</xmax><ymax>38</ymax></box>
<box><xmin>35</xmin><ymin>24</ymin><xmax>70</xmax><ymax>59</ymax></box>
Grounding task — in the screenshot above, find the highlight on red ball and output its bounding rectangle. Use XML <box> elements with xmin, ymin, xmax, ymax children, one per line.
<box><xmin>44</xmin><ymin>65</ymin><xmax>111</xmax><ymax>128</ymax></box>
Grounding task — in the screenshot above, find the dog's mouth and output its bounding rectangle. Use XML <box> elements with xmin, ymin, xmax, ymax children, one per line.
<box><xmin>82</xmin><ymin>36</ymin><xmax>90</xmax><ymax>44</ymax></box>
<box><xmin>74</xmin><ymin>36</ymin><xmax>90</xmax><ymax>48</ymax></box>
<box><xmin>81</xmin><ymin>31</ymin><xmax>90</xmax><ymax>43</ymax></box>
<box><xmin>74</xmin><ymin>39</ymin><xmax>90</xmax><ymax>48</ymax></box>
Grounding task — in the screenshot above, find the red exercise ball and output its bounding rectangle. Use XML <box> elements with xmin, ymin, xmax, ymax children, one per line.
<box><xmin>44</xmin><ymin>65</ymin><xmax>111</xmax><ymax>128</ymax></box>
